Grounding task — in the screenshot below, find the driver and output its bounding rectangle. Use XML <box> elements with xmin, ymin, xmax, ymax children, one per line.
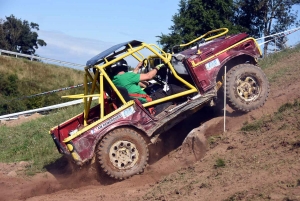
<box><xmin>111</xmin><ymin>59</ymin><xmax>165</xmax><ymax>104</ymax></box>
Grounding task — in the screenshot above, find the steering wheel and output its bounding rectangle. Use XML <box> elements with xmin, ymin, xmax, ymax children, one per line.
<box><xmin>141</xmin><ymin>58</ymin><xmax>150</xmax><ymax>73</ymax></box>
<box><xmin>142</xmin><ymin>58</ymin><xmax>149</xmax><ymax>68</ymax></box>
<box><xmin>142</xmin><ymin>58</ymin><xmax>165</xmax><ymax>86</ymax></box>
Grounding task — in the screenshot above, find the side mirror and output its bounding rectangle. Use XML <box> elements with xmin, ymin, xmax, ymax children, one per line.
<box><xmin>171</xmin><ymin>45</ymin><xmax>180</xmax><ymax>54</ymax></box>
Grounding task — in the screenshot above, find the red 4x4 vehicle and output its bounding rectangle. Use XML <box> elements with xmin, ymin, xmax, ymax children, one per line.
<box><xmin>50</xmin><ymin>28</ymin><xmax>269</xmax><ymax>179</ymax></box>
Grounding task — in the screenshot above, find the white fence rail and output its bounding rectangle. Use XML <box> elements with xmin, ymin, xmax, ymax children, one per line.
<box><xmin>0</xmin><ymin>99</ymin><xmax>83</xmax><ymax>120</ymax></box>
<box><xmin>0</xmin><ymin>49</ymin><xmax>85</xmax><ymax>68</ymax></box>
<box><xmin>0</xmin><ymin>98</ymin><xmax>98</xmax><ymax>120</ymax></box>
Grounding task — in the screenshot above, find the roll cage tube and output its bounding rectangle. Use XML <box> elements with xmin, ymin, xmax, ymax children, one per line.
<box><xmin>171</xmin><ymin>28</ymin><xmax>229</xmax><ymax>53</ymax></box>
<box><xmin>135</xmin><ymin>43</ymin><xmax>198</xmax><ymax>108</ymax></box>
<box><xmin>95</xmin><ymin>42</ymin><xmax>198</xmax><ymax>109</ymax></box>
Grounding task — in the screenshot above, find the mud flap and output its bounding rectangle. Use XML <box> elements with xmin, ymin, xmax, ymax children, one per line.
<box><xmin>181</xmin><ymin>124</ymin><xmax>208</xmax><ymax>161</ymax></box>
<box><xmin>181</xmin><ymin>117</ymin><xmax>224</xmax><ymax>161</ymax></box>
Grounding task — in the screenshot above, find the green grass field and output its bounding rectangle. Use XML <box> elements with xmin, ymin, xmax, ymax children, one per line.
<box><xmin>0</xmin><ymin>105</ymin><xmax>83</xmax><ymax>174</ymax></box>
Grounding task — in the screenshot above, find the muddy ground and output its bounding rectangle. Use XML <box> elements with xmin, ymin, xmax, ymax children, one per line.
<box><xmin>0</xmin><ymin>54</ymin><xmax>300</xmax><ymax>201</ymax></box>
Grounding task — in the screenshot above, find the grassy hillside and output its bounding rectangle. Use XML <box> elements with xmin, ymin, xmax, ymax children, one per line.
<box><xmin>0</xmin><ymin>56</ymin><xmax>85</xmax><ymax>115</ymax></box>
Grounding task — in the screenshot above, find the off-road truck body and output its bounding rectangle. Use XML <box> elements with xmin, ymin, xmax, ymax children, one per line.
<box><xmin>50</xmin><ymin>28</ymin><xmax>269</xmax><ymax>179</ymax></box>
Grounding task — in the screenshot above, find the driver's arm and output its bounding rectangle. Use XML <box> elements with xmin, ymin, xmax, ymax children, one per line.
<box><xmin>139</xmin><ymin>68</ymin><xmax>158</xmax><ymax>81</ymax></box>
<box><xmin>139</xmin><ymin>64</ymin><xmax>165</xmax><ymax>81</ymax></box>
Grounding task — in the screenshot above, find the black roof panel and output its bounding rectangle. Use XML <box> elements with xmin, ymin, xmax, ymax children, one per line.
<box><xmin>86</xmin><ymin>40</ymin><xmax>143</xmax><ymax>66</ymax></box>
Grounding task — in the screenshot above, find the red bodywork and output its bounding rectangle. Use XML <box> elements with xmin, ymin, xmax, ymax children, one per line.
<box><xmin>181</xmin><ymin>33</ymin><xmax>261</xmax><ymax>93</ymax></box>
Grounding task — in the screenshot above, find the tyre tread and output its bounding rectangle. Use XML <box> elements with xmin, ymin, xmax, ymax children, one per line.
<box><xmin>225</xmin><ymin>64</ymin><xmax>270</xmax><ymax>112</ymax></box>
<box><xmin>96</xmin><ymin>128</ymin><xmax>149</xmax><ymax>180</ymax></box>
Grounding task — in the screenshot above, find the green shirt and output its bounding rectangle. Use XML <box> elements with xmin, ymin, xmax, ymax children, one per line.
<box><xmin>112</xmin><ymin>72</ymin><xmax>148</xmax><ymax>103</ymax></box>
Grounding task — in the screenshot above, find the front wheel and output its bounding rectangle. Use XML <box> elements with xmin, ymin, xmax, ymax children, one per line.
<box><xmin>225</xmin><ymin>64</ymin><xmax>269</xmax><ymax>112</ymax></box>
<box><xmin>96</xmin><ymin>128</ymin><xmax>149</xmax><ymax>180</ymax></box>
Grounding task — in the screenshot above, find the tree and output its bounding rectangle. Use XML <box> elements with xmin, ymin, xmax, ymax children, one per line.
<box><xmin>234</xmin><ymin>0</ymin><xmax>300</xmax><ymax>55</ymax></box>
<box><xmin>157</xmin><ymin>0</ymin><xmax>248</xmax><ymax>52</ymax></box>
<box><xmin>158</xmin><ymin>0</ymin><xmax>300</xmax><ymax>55</ymax></box>
<box><xmin>0</xmin><ymin>15</ymin><xmax>46</xmax><ymax>55</ymax></box>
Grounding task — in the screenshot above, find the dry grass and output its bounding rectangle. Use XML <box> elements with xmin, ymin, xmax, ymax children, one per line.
<box><xmin>0</xmin><ymin>56</ymin><xmax>84</xmax><ymax>90</ymax></box>
<box><xmin>259</xmin><ymin>45</ymin><xmax>300</xmax><ymax>88</ymax></box>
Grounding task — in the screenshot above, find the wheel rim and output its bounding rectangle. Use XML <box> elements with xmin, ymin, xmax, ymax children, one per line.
<box><xmin>109</xmin><ymin>140</ymin><xmax>139</xmax><ymax>170</ymax></box>
<box><xmin>236</xmin><ymin>76</ymin><xmax>260</xmax><ymax>102</ymax></box>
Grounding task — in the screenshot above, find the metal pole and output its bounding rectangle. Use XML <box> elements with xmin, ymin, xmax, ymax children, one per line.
<box><xmin>224</xmin><ymin>66</ymin><xmax>227</xmax><ymax>132</ymax></box>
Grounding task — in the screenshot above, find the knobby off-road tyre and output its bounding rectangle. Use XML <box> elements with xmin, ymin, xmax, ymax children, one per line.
<box><xmin>96</xmin><ymin>128</ymin><xmax>149</xmax><ymax>180</ymax></box>
<box><xmin>225</xmin><ymin>64</ymin><xmax>269</xmax><ymax>112</ymax></box>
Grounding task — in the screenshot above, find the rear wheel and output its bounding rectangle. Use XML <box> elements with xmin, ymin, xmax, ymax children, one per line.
<box><xmin>225</xmin><ymin>64</ymin><xmax>269</xmax><ymax>112</ymax></box>
<box><xmin>96</xmin><ymin>128</ymin><xmax>149</xmax><ymax>180</ymax></box>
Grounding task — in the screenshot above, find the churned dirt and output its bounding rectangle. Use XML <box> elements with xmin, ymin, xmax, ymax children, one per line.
<box><xmin>0</xmin><ymin>53</ymin><xmax>300</xmax><ymax>201</ymax></box>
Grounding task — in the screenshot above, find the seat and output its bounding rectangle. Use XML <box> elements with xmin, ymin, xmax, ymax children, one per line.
<box><xmin>116</xmin><ymin>86</ymin><xmax>132</xmax><ymax>102</ymax></box>
<box><xmin>109</xmin><ymin>86</ymin><xmax>133</xmax><ymax>108</ymax></box>
<box><xmin>171</xmin><ymin>55</ymin><xmax>189</xmax><ymax>75</ymax></box>
<box><xmin>111</xmin><ymin>86</ymin><xmax>156</xmax><ymax>115</ymax></box>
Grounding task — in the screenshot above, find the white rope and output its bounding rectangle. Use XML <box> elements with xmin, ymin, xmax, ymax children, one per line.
<box><xmin>1</xmin><ymin>27</ymin><xmax>300</xmax><ymax>122</ymax></box>
<box><xmin>258</xmin><ymin>38</ymin><xmax>275</xmax><ymax>46</ymax></box>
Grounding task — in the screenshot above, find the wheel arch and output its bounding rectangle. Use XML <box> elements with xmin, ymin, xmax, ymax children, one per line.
<box><xmin>216</xmin><ymin>53</ymin><xmax>257</xmax><ymax>83</ymax></box>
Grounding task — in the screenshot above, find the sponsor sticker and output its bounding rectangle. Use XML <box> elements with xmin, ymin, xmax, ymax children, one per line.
<box><xmin>90</xmin><ymin>106</ymin><xmax>135</xmax><ymax>135</ymax></box>
<box><xmin>120</xmin><ymin>106</ymin><xmax>135</xmax><ymax>118</ymax></box>
<box><xmin>205</xmin><ymin>58</ymin><xmax>220</xmax><ymax>70</ymax></box>
<box><xmin>90</xmin><ymin>113</ymin><xmax>122</xmax><ymax>134</ymax></box>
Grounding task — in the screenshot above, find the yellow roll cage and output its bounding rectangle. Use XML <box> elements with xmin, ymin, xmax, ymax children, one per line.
<box><xmin>62</xmin><ymin>28</ymin><xmax>231</xmax><ymax>130</ymax></box>
<box><xmin>62</xmin><ymin>42</ymin><xmax>198</xmax><ymax>127</ymax></box>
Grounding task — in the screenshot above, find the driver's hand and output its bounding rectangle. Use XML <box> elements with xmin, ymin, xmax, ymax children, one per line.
<box><xmin>139</xmin><ymin>81</ymin><xmax>148</xmax><ymax>88</ymax></box>
<box><xmin>144</xmin><ymin>81</ymin><xmax>150</xmax><ymax>86</ymax></box>
<box><xmin>155</xmin><ymin>63</ymin><xmax>165</xmax><ymax>70</ymax></box>
<box><xmin>137</xmin><ymin>61</ymin><xmax>143</xmax><ymax>69</ymax></box>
